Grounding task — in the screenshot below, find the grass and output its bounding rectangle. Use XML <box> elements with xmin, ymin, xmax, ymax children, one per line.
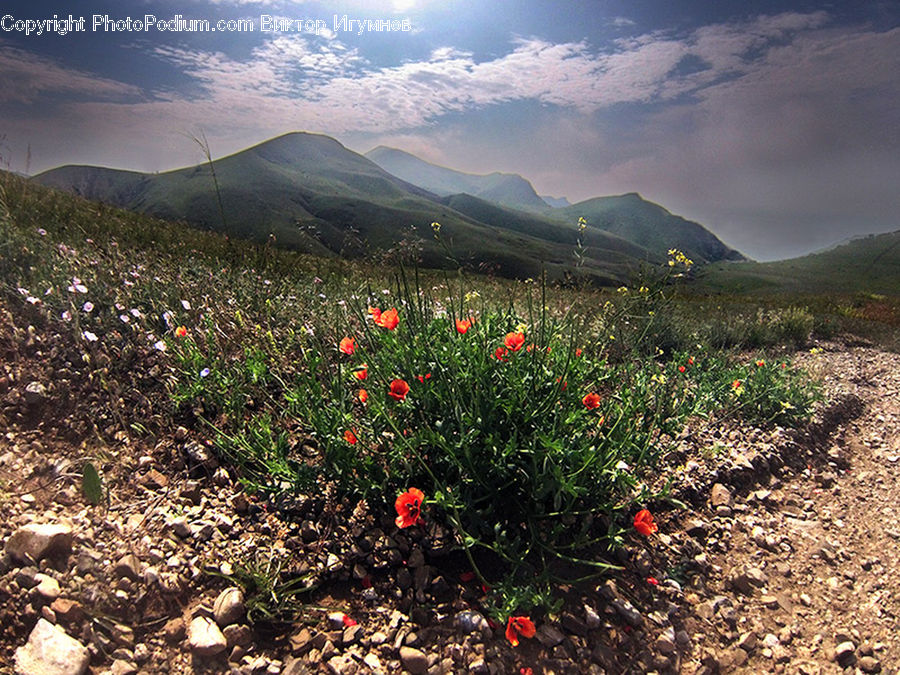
<box><xmin>0</xmin><ymin>168</ymin><xmax>871</xmax><ymax>624</ymax></box>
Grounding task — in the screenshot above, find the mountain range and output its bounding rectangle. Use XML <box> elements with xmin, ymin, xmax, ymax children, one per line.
<box><xmin>33</xmin><ymin>131</ymin><xmax>744</xmax><ymax>283</ymax></box>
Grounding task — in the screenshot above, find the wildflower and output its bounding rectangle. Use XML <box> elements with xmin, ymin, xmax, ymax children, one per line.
<box><xmin>353</xmin><ymin>365</ymin><xmax>368</xmax><ymax>381</ymax></box>
<box><xmin>633</xmin><ymin>509</ymin><xmax>658</xmax><ymax>536</ymax></box>
<box><xmin>358</xmin><ymin>389</ymin><xmax>368</xmax><ymax>404</ymax></box>
<box><xmin>688</xmin><ymin>356</ymin><xmax>695</xmax><ymax>366</ymax></box>
<box><xmin>313</xmin><ymin>276</ymin><xmax>323</xmax><ymax>284</ymax></box>
<box><xmin>339</xmin><ymin>337</ymin><xmax>356</xmax><ymax>355</ymax></box>
<box><xmin>344</xmin><ymin>430</ymin><xmax>358</xmax><ymax>445</ymax></box>
<box><xmin>678</xmin><ymin>365</ymin><xmax>686</xmax><ymax>373</ymax></box>
<box><xmin>732</xmin><ymin>379</ymin><xmax>744</xmax><ymax>395</ymax></box>
<box><xmin>416</xmin><ymin>373</ymin><xmax>432</xmax><ymax>383</ymax></box>
<box><xmin>175</xmin><ymin>325</ymin><xmax>188</xmax><ymax>338</ymax></box>
<box><xmin>368</xmin><ymin>306</ymin><xmax>382</xmax><ymax>323</ymax></box>
<box><xmin>153</xmin><ymin>340</ymin><xmax>166</xmax><ymax>352</ymax></box>
<box><xmin>505</xmin><ymin>616</ymin><xmax>536</xmax><ymax>647</ymax></box>
<box><xmin>394</xmin><ymin>487</ymin><xmax>424</xmax><ymax>528</ymax></box>
<box><xmin>575</xmin><ymin>348</ymin><xmax>582</xmax><ymax>357</ymax></box>
<box><xmin>130</xmin><ymin>308</ymin><xmax>141</xmax><ymax>318</ymax></box>
<box><xmin>578</xmin><ymin>216</ymin><xmax>587</xmax><ymax>231</ymax></box>
<box><xmin>37</xmin><ymin>228</ymin><xmax>47</xmax><ymax>236</ymax></box>
<box><xmin>341</xmin><ymin>614</ymin><xmax>357</xmax><ymax>627</ymax></box>
<box><xmin>756</xmin><ymin>359</ymin><xmax>765</xmax><ymax>367</ymax></box>
<box><xmin>388</xmin><ymin>379</ymin><xmax>410</xmax><ymax>402</ymax></box>
<box><xmin>464</xmin><ymin>290</ymin><xmax>480</xmax><ymax>303</ymax></box>
<box><xmin>494</xmin><ymin>346</ymin><xmax>509</xmax><ymax>361</ymax></box>
<box><xmin>82</xmin><ymin>331</ymin><xmax>98</xmax><ymax>342</ymax></box>
<box><xmin>431</xmin><ymin>221</ymin><xmax>441</xmax><ymax>233</ymax></box>
<box><xmin>181</xmin><ymin>300</ymin><xmax>191</xmax><ymax>310</ymax></box>
<box><xmin>617</xmin><ymin>286</ymin><xmax>628</xmax><ymax>294</ymax></box>
<box><xmin>582</xmin><ymin>392</ymin><xmax>602</xmax><ymax>409</ymax></box>
<box><xmin>61</xmin><ymin>310</ymin><xmax>71</xmax><ymax>322</ymax></box>
<box><xmin>200</xmin><ymin>368</ymin><xmax>211</xmax><ymax>378</ymax></box>
<box><xmin>376</xmin><ymin>308</ymin><xmax>399</xmax><ymax>330</ymax></box>
<box><xmin>455</xmin><ymin>318</ymin><xmax>472</xmax><ymax>334</ymax></box>
<box><xmin>646</xmin><ymin>576</ymin><xmax>660</xmax><ymax>586</ymax></box>
<box><xmin>504</xmin><ymin>332</ymin><xmax>525</xmax><ymax>352</ymax></box>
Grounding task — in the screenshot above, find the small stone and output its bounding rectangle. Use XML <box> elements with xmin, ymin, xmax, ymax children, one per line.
<box><xmin>24</xmin><ymin>381</ymin><xmax>48</xmax><ymax>405</ymax></box>
<box><xmin>454</xmin><ymin>610</ymin><xmax>490</xmax><ymax>636</ymax></box>
<box><xmin>171</xmin><ymin>518</ymin><xmax>191</xmax><ymax>539</ymax></box>
<box><xmin>113</xmin><ymin>554</ymin><xmax>141</xmax><ymax>582</ymax></box>
<box><xmin>407</xmin><ymin>548</ymin><xmax>425</xmax><ymax>568</ymax></box>
<box><xmin>188</xmin><ymin>616</ymin><xmax>227</xmax><ymax>657</ymax></box>
<box><xmin>213</xmin><ymin>587</ymin><xmax>245</xmax><ymax>627</ymax></box>
<box><xmin>561</xmin><ymin>611</ymin><xmax>588</xmax><ymax>636</ymax></box>
<box><xmin>6</xmin><ymin>523</ymin><xmax>74</xmax><ymax>564</ymax></box>
<box><xmin>859</xmin><ymin>656</ymin><xmax>882</xmax><ymax>673</ymax></box>
<box><xmin>535</xmin><ymin>624</ymin><xmax>565</xmax><ymax>648</ymax></box>
<box><xmin>222</xmin><ymin>624</ymin><xmax>252</xmax><ymax>649</ymax></box>
<box><xmin>584</xmin><ymin>604</ymin><xmax>601</xmax><ymax>629</ymax></box>
<box><xmin>110</xmin><ymin>660</ymin><xmax>138</xmax><ymax>675</ymax></box>
<box><xmin>800</xmin><ymin>593</ymin><xmax>812</xmax><ymax>607</ymax></box>
<box><xmin>34</xmin><ymin>574</ymin><xmax>62</xmax><ymax>601</ymax></box>
<box><xmin>834</xmin><ymin>640</ymin><xmax>856</xmax><ymax>666</ymax></box>
<box><xmin>686</xmin><ymin>519</ymin><xmax>709</xmax><ymax>538</ymax></box>
<box><xmin>163</xmin><ymin>617</ymin><xmax>186</xmax><ymax>643</ymax></box>
<box><xmin>14</xmin><ymin>618</ymin><xmax>90</xmax><ymax>675</ymax></box>
<box><xmin>301</xmin><ymin>520</ymin><xmax>318</xmax><ymax>542</ymax></box>
<box><xmin>738</xmin><ymin>631</ymin><xmax>758</xmax><ymax>651</ymax></box>
<box><xmin>655</xmin><ymin>627</ymin><xmax>676</xmax><ymax>655</ymax></box>
<box><xmin>710</xmin><ymin>483</ymin><xmax>732</xmax><ymax>507</ymax></box>
<box><xmin>342</xmin><ymin>624</ymin><xmax>363</xmax><ymax>645</ymax></box>
<box><xmin>140</xmin><ymin>469</ymin><xmax>168</xmax><ymax>490</ymax></box>
<box><xmin>399</xmin><ymin>646</ymin><xmax>429</xmax><ymax>674</ymax></box>
<box><xmin>289</xmin><ymin>628</ymin><xmax>313</xmax><ymax>655</ymax></box>
<box><xmin>760</xmin><ymin>595</ymin><xmax>779</xmax><ymax>609</ymax></box>
<box><xmin>611</xmin><ymin>598</ymin><xmax>643</xmax><ymax>627</ymax></box>
<box><xmin>50</xmin><ymin>598</ymin><xmax>84</xmax><ymax>625</ymax></box>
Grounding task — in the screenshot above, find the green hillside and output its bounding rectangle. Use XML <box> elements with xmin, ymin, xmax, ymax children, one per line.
<box><xmin>697</xmin><ymin>230</ymin><xmax>900</xmax><ymax>295</ymax></box>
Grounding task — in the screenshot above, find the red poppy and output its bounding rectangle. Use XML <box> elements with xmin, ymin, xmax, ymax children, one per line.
<box><xmin>688</xmin><ymin>356</ymin><xmax>694</xmax><ymax>365</ymax></box>
<box><xmin>388</xmin><ymin>379</ymin><xmax>410</xmax><ymax>401</ymax></box>
<box><xmin>504</xmin><ymin>332</ymin><xmax>525</xmax><ymax>352</ymax></box>
<box><xmin>781</xmin><ymin>363</ymin><xmax>786</xmax><ymax>369</ymax></box>
<box><xmin>582</xmin><ymin>392</ymin><xmax>602</xmax><ymax>409</ymax></box>
<box><xmin>339</xmin><ymin>336</ymin><xmax>355</xmax><ymax>355</ymax></box>
<box><xmin>575</xmin><ymin>348</ymin><xmax>583</xmax><ymax>357</ymax></box>
<box><xmin>633</xmin><ymin>509</ymin><xmax>658</xmax><ymax>536</ymax></box>
<box><xmin>341</xmin><ymin>614</ymin><xmax>357</xmax><ymax>627</ymax></box>
<box><xmin>520</xmin><ymin>669</ymin><xmax>534</xmax><ymax>675</ymax></box>
<box><xmin>368</xmin><ymin>307</ymin><xmax>382</xmax><ymax>322</ymax></box>
<box><xmin>505</xmin><ymin>616</ymin><xmax>536</xmax><ymax>647</ymax></box>
<box><xmin>353</xmin><ymin>365</ymin><xmax>368</xmax><ymax>380</ymax></box>
<box><xmin>556</xmin><ymin>377</ymin><xmax>567</xmax><ymax>391</ymax></box>
<box><xmin>456</xmin><ymin>319</ymin><xmax>472</xmax><ymax>334</ymax></box>
<box><xmin>416</xmin><ymin>373</ymin><xmax>432</xmax><ymax>383</ymax></box>
<box><xmin>494</xmin><ymin>347</ymin><xmax>509</xmax><ymax>361</ymax></box>
<box><xmin>376</xmin><ymin>307</ymin><xmax>399</xmax><ymax>330</ymax></box>
<box><xmin>678</xmin><ymin>365</ymin><xmax>686</xmax><ymax>373</ymax></box>
<box><xmin>394</xmin><ymin>487</ymin><xmax>424</xmax><ymax>528</ymax></box>
<box><xmin>756</xmin><ymin>359</ymin><xmax>765</xmax><ymax>367</ymax></box>
<box><xmin>343</xmin><ymin>429</ymin><xmax>358</xmax><ymax>445</ymax></box>
<box><xmin>646</xmin><ymin>576</ymin><xmax>659</xmax><ymax>586</ymax></box>
<box><xmin>175</xmin><ymin>325</ymin><xmax>188</xmax><ymax>338</ymax></box>
<box><xmin>732</xmin><ymin>379</ymin><xmax>742</xmax><ymax>389</ymax></box>
<box><xmin>358</xmin><ymin>389</ymin><xmax>368</xmax><ymax>404</ymax></box>
<box><xmin>526</xmin><ymin>343</ymin><xmax>535</xmax><ymax>353</ymax></box>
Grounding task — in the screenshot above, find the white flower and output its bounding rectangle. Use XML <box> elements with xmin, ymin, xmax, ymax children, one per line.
<box><xmin>82</xmin><ymin>331</ymin><xmax>98</xmax><ymax>342</ymax></box>
<box><xmin>82</xmin><ymin>302</ymin><xmax>94</xmax><ymax>313</ymax></box>
<box><xmin>130</xmin><ymin>308</ymin><xmax>141</xmax><ymax>317</ymax></box>
<box><xmin>181</xmin><ymin>300</ymin><xmax>191</xmax><ymax>310</ymax></box>
<box><xmin>200</xmin><ymin>368</ymin><xmax>210</xmax><ymax>378</ymax></box>
<box><xmin>26</xmin><ymin>296</ymin><xmax>40</xmax><ymax>305</ymax></box>
<box><xmin>119</xmin><ymin>315</ymin><xmax>130</xmax><ymax>323</ymax></box>
<box><xmin>17</xmin><ymin>287</ymin><xmax>28</xmax><ymax>295</ymax></box>
<box><xmin>61</xmin><ymin>310</ymin><xmax>71</xmax><ymax>321</ymax></box>
<box><xmin>36</xmin><ymin>228</ymin><xmax>47</xmax><ymax>236</ymax></box>
<box><xmin>153</xmin><ymin>340</ymin><xmax>166</xmax><ymax>352</ymax></box>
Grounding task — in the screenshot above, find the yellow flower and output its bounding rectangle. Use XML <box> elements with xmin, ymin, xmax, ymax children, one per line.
<box><xmin>617</xmin><ymin>286</ymin><xmax>628</xmax><ymax>294</ymax></box>
<box><xmin>431</xmin><ymin>221</ymin><xmax>441</xmax><ymax>233</ymax></box>
<box><xmin>515</xmin><ymin>322</ymin><xmax>528</xmax><ymax>334</ymax></box>
<box><xmin>464</xmin><ymin>290</ymin><xmax>480</xmax><ymax>303</ymax></box>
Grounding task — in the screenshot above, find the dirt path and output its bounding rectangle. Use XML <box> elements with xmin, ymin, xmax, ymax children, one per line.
<box><xmin>1</xmin><ymin>339</ymin><xmax>898</xmax><ymax>674</ymax></box>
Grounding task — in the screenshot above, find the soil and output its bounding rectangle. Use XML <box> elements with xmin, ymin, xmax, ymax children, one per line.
<box><xmin>1</xmin><ymin>302</ymin><xmax>899</xmax><ymax>675</ymax></box>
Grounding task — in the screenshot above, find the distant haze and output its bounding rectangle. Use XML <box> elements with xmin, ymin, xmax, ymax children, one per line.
<box><xmin>1</xmin><ymin>0</ymin><xmax>897</xmax><ymax>260</ymax></box>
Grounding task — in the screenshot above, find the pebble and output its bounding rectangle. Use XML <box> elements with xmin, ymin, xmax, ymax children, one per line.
<box><xmin>710</xmin><ymin>483</ymin><xmax>733</xmax><ymax>507</ymax></box>
<box><xmin>213</xmin><ymin>587</ymin><xmax>245</xmax><ymax>627</ymax></box>
<box><xmin>859</xmin><ymin>655</ymin><xmax>882</xmax><ymax>673</ymax></box>
<box><xmin>188</xmin><ymin>616</ymin><xmax>227</xmax><ymax>657</ymax></box>
<box><xmin>6</xmin><ymin>523</ymin><xmax>74</xmax><ymax>564</ymax></box>
<box><xmin>454</xmin><ymin>610</ymin><xmax>490</xmax><ymax>637</ymax></box>
<box><xmin>14</xmin><ymin>618</ymin><xmax>90</xmax><ymax>675</ymax></box>
<box><xmin>34</xmin><ymin>573</ymin><xmax>61</xmax><ymax>600</ymax></box>
<box><xmin>399</xmin><ymin>646</ymin><xmax>428</xmax><ymax>674</ymax></box>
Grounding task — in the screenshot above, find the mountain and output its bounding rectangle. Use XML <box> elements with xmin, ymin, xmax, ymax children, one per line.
<box><xmin>34</xmin><ymin>131</ymin><xmax>743</xmax><ymax>283</ymax></box>
<box><xmin>555</xmin><ymin>193</ymin><xmax>746</xmax><ymax>265</ymax></box>
<box><xmin>365</xmin><ymin>146</ymin><xmax>550</xmax><ymax>212</ymax></box>
<box><xmin>697</xmin><ymin>229</ymin><xmax>900</xmax><ymax>294</ymax></box>
<box><xmin>33</xmin><ymin>133</ymin><xmax>650</xmax><ymax>283</ymax></box>
<box><xmin>541</xmin><ymin>195</ymin><xmax>571</xmax><ymax>208</ymax></box>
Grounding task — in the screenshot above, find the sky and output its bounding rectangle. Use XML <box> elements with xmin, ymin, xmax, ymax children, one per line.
<box><xmin>1</xmin><ymin>0</ymin><xmax>898</xmax><ymax>260</ymax></box>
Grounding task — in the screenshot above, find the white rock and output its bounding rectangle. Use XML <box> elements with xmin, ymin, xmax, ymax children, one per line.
<box><xmin>34</xmin><ymin>574</ymin><xmax>61</xmax><ymax>600</ymax></box>
<box><xmin>14</xmin><ymin>618</ymin><xmax>89</xmax><ymax>675</ymax></box>
<box><xmin>213</xmin><ymin>587</ymin><xmax>245</xmax><ymax>627</ymax></box>
<box><xmin>6</xmin><ymin>523</ymin><xmax>74</xmax><ymax>564</ymax></box>
<box><xmin>188</xmin><ymin>616</ymin><xmax>227</xmax><ymax>657</ymax></box>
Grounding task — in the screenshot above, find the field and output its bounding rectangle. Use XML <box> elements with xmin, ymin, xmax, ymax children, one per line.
<box><xmin>1</xmin><ymin>171</ymin><xmax>899</xmax><ymax>673</ymax></box>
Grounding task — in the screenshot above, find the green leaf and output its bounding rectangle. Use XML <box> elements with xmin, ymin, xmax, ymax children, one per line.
<box><xmin>82</xmin><ymin>462</ymin><xmax>103</xmax><ymax>506</ymax></box>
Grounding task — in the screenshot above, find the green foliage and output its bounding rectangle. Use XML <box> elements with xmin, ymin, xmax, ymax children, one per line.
<box><xmin>81</xmin><ymin>462</ymin><xmax>104</xmax><ymax>506</ymax></box>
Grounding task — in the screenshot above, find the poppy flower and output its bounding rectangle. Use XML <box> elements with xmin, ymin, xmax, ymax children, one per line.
<box><xmin>339</xmin><ymin>336</ymin><xmax>355</xmax><ymax>355</ymax></box>
<box><xmin>678</xmin><ymin>365</ymin><xmax>686</xmax><ymax>373</ymax></box>
<box><xmin>456</xmin><ymin>319</ymin><xmax>472</xmax><ymax>334</ymax></box>
<box><xmin>358</xmin><ymin>389</ymin><xmax>368</xmax><ymax>404</ymax></box>
<box><xmin>388</xmin><ymin>379</ymin><xmax>410</xmax><ymax>402</ymax></box>
<box><xmin>756</xmin><ymin>359</ymin><xmax>765</xmax><ymax>367</ymax></box>
<box><xmin>341</xmin><ymin>614</ymin><xmax>357</xmax><ymax>627</ymax></box>
<box><xmin>633</xmin><ymin>509</ymin><xmax>658</xmax><ymax>536</ymax></box>
<box><xmin>368</xmin><ymin>306</ymin><xmax>382</xmax><ymax>322</ymax></box>
<box><xmin>376</xmin><ymin>308</ymin><xmax>399</xmax><ymax>330</ymax></box>
<box><xmin>494</xmin><ymin>347</ymin><xmax>509</xmax><ymax>361</ymax></box>
<box><xmin>394</xmin><ymin>487</ymin><xmax>424</xmax><ymax>528</ymax></box>
<box><xmin>575</xmin><ymin>348</ymin><xmax>583</xmax><ymax>357</ymax></box>
<box><xmin>175</xmin><ymin>325</ymin><xmax>188</xmax><ymax>338</ymax></box>
<box><xmin>646</xmin><ymin>576</ymin><xmax>659</xmax><ymax>586</ymax></box>
<box><xmin>688</xmin><ymin>357</ymin><xmax>695</xmax><ymax>366</ymax></box>
<box><xmin>343</xmin><ymin>429</ymin><xmax>358</xmax><ymax>445</ymax></box>
<box><xmin>416</xmin><ymin>373</ymin><xmax>432</xmax><ymax>383</ymax></box>
<box><xmin>353</xmin><ymin>365</ymin><xmax>368</xmax><ymax>380</ymax></box>
<box><xmin>504</xmin><ymin>332</ymin><xmax>525</xmax><ymax>352</ymax></box>
<box><xmin>582</xmin><ymin>392</ymin><xmax>602</xmax><ymax>409</ymax></box>
<box><xmin>505</xmin><ymin>616</ymin><xmax>536</xmax><ymax>647</ymax></box>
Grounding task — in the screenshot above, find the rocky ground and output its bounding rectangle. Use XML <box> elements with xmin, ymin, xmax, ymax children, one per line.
<box><xmin>1</xmin><ymin>305</ymin><xmax>898</xmax><ymax>674</ymax></box>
